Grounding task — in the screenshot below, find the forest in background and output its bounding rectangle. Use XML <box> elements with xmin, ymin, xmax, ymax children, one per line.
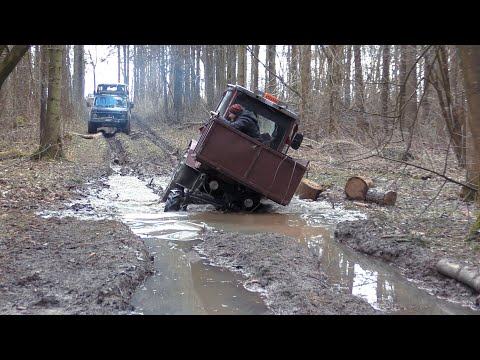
<box><xmin>0</xmin><ymin>44</ymin><xmax>479</xmax><ymax>239</ymax></box>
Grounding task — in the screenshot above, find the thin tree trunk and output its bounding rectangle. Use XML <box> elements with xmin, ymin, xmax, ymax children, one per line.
<box><xmin>250</xmin><ymin>45</ymin><xmax>259</xmax><ymax>91</ymax></box>
<box><xmin>204</xmin><ymin>45</ymin><xmax>215</xmax><ymax>110</ymax></box>
<box><xmin>226</xmin><ymin>45</ymin><xmax>236</xmax><ymax>85</ymax></box>
<box><xmin>73</xmin><ymin>45</ymin><xmax>85</xmax><ymax>105</ymax></box>
<box><xmin>289</xmin><ymin>45</ymin><xmax>298</xmax><ymax>99</ymax></box>
<box><xmin>300</xmin><ymin>45</ymin><xmax>311</xmax><ymax>136</ymax></box>
<box><xmin>344</xmin><ymin>45</ymin><xmax>352</xmax><ymax>108</ymax></box>
<box><xmin>39</xmin><ymin>45</ymin><xmax>48</xmax><ymax>143</ymax></box>
<box><xmin>403</xmin><ymin>45</ymin><xmax>418</xmax><ymax>158</ymax></box>
<box><xmin>215</xmin><ymin>45</ymin><xmax>226</xmax><ymax>98</ymax></box>
<box><xmin>354</xmin><ymin>45</ymin><xmax>368</xmax><ymax>133</ymax></box>
<box><xmin>266</xmin><ymin>45</ymin><xmax>276</xmax><ymax>94</ymax></box>
<box><xmin>458</xmin><ymin>45</ymin><xmax>480</xmax><ymax>202</ymax></box>
<box><xmin>237</xmin><ymin>45</ymin><xmax>246</xmax><ymax>87</ymax></box>
<box><xmin>380</xmin><ymin>45</ymin><xmax>390</xmax><ymax>132</ymax></box>
<box><xmin>38</xmin><ymin>45</ymin><xmax>64</xmax><ymax>159</ymax></box>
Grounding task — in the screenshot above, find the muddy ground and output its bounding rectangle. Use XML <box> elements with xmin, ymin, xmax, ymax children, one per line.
<box><xmin>0</xmin><ymin>115</ymin><xmax>479</xmax><ymax>315</ymax></box>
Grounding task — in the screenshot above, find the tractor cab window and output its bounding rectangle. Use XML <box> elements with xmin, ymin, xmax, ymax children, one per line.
<box><xmin>232</xmin><ymin>92</ymin><xmax>293</xmax><ymax>152</ymax></box>
<box><xmin>214</xmin><ymin>90</ymin><xmax>234</xmax><ymax>117</ymax></box>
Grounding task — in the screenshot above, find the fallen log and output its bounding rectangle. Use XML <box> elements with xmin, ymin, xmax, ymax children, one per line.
<box><xmin>295</xmin><ymin>178</ymin><xmax>323</xmax><ymax>200</ymax></box>
<box><xmin>67</xmin><ymin>132</ymin><xmax>102</xmax><ymax>139</ymax></box>
<box><xmin>365</xmin><ymin>189</ymin><xmax>397</xmax><ymax>205</ymax></box>
<box><xmin>344</xmin><ymin>176</ymin><xmax>373</xmax><ymax>200</ymax></box>
<box><xmin>436</xmin><ymin>258</ymin><xmax>480</xmax><ymax>293</ymax></box>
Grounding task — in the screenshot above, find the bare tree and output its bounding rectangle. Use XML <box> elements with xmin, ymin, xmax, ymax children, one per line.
<box><xmin>403</xmin><ymin>45</ymin><xmax>418</xmax><ymax>158</ymax></box>
<box><xmin>36</xmin><ymin>45</ymin><xmax>64</xmax><ymax>159</ymax></box>
<box><xmin>457</xmin><ymin>45</ymin><xmax>480</xmax><ymax>204</ymax></box>
<box><xmin>353</xmin><ymin>45</ymin><xmax>368</xmax><ymax>133</ymax></box>
<box><xmin>266</xmin><ymin>45</ymin><xmax>276</xmax><ymax>94</ymax></box>
<box><xmin>250</xmin><ymin>45</ymin><xmax>259</xmax><ymax>91</ymax></box>
<box><xmin>300</xmin><ymin>45</ymin><xmax>311</xmax><ymax>136</ymax></box>
<box><xmin>0</xmin><ymin>45</ymin><xmax>30</xmax><ymax>89</ymax></box>
<box><xmin>226</xmin><ymin>45</ymin><xmax>236</xmax><ymax>85</ymax></box>
<box><xmin>172</xmin><ymin>45</ymin><xmax>184</xmax><ymax>122</ymax></box>
<box><xmin>215</xmin><ymin>45</ymin><xmax>226</xmax><ymax>98</ymax></box>
<box><xmin>204</xmin><ymin>45</ymin><xmax>215</xmax><ymax>111</ymax></box>
<box><xmin>237</xmin><ymin>45</ymin><xmax>246</xmax><ymax>87</ymax></box>
<box><xmin>73</xmin><ymin>45</ymin><xmax>85</xmax><ymax>105</ymax></box>
<box><xmin>288</xmin><ymin>45</ymin><xmax>299</xmax><ymax>100</ymax></box>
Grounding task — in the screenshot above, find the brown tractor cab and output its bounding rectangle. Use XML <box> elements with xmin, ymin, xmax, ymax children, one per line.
<box><xmin>162</xmin><ymin>84</ymin><xmax>309</xmax><ymax>212</ymax></box>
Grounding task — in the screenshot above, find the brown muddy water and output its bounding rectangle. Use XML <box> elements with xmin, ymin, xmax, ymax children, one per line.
<box><xmin>41</xmin><ymin>171</ymin><xmax>479</xmax><ymax>315</ymax></box>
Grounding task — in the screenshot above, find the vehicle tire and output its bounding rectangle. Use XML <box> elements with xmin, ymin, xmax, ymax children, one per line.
<box><xmin>164</xmin><ymin>189</ymin><xmax>183</xmax><ymax>212</ymax></box>
<box><xmin>123</xmin><ymin>121</ymin><xmax>131</xmax><ymax>135</ymax></box>
<box><xmin>88</xmin><ymin>122</ymin><xmax>97</xmax><ymax>134</ymax></box>
<box><xmin>161</xmin><ymin>154</ymin><xmax>189</xmax><ymax>202</ymax></box>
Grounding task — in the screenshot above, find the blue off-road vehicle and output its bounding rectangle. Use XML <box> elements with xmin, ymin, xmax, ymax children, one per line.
<box><xmin>87</xmin><ymin>83</ymin><xmax>134</xmax><ymax>134</ymax></box>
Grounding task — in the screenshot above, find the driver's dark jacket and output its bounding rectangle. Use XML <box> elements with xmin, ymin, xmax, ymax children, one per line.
<box><xmin>220</xmin><ymin>110</ymin><xmax>261</xmax><ymax>141</ymax></box>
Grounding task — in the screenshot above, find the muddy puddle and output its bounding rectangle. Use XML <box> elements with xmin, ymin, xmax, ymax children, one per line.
<box><xmin>40</xmin><ymin>171</ymin><xmax>479</xmax><ymax>315</ymax></box>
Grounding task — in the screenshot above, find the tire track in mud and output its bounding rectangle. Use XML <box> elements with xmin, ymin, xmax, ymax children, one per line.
<box><xmin>131</xmin><ymin>115</ymin><xmax>178</xmax><ymax>166</ymax></box>
<box><xmin>100</xmin><ymin>129</ymin><xmax>127</xmax><ymax>166</ymax></box>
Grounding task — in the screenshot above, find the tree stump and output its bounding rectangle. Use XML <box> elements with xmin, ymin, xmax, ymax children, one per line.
<box><xmin>344</xmin><ymin>176</ymin><xmax>374</xmax><ymax>200</ymax></box>
<box><xmin>365</xmin><ymin>189</ymin><xmax>397</xmax><ymax>205</ymax></box>
<box><xmin>296</xmin><ymin>178</ymin><xmax>323</xmax><ymax>200</ymax></box>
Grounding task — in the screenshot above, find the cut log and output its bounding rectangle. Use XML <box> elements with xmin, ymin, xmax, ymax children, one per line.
<box><xmin>344</xmin><ymin>176</ymin><xmax>373</xmax><ymax>200</ymax></box>
<box><xmin>295</xmin><ymin>178</ymin><xmax>323</xmax><ymax>200</ymax></box>
<box><xmin>67</xmin><ymin>131</ymin><xmax>102</xmax><ymax>139</ymax></box>
<box><xmin>436</xmin><ymin>258</ymin><xmax>480</xmax><ymax>293</ymax></box>
<box><xmin>365</xmin><ymin>189</ymin><xmax>397</xmax><ymax>205</ymax></box>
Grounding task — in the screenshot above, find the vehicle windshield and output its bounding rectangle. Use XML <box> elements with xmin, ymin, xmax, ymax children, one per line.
<box><xmin>231</xmin><ymin>92</ymin><xmax>293</xmax><ymax>151</ymax></box>
<box><xmin>94</xmin><ymin>96</ymin><xmax>127</xmax><ymax>108</ymax></box>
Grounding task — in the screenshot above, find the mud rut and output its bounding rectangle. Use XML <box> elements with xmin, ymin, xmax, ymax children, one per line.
<box><xmin>94</xmin><ymin>118</ymin><xmax>480</xmax><ymax>314</ymax></box>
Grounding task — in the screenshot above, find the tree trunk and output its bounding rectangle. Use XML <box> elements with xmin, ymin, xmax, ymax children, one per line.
<box><xmin>173</xmin><ymin>45</ymin><xmax>184</xmax><ymax>123</ymax></box>
<box><xmin>117</xmin><ymin>45</ymin><xmax>121</xmax><ymax>83</ymax></box>
<box><xmin>380</xmin><ymin>45</ymin><xmax>390</xmax><ymax>125</ymax></box>
<box><xmin>215</xmin><ymin>45</ymin><xmax>225</xmax><ymax>99</ymax></box>
<box><xmin>458</xmin><ymin>45</ymin><xmax>480</xmax><ymax>203</ymax></box>
<box><xmin>344</xmin><ymin>176</ymin><xmax>374</xmax><ymax>200</ymax></box>
<box><xmin>289</xmin><ymin>45</ymin><xmax>298</xmax><ymax>98</ymax></box>
<box><xmin>354</xmin><ymin>45</ymin><xmax>368</xmax><ymax>133</ymax></box>
<box><xmin>344</xmin><ymin>45</ymin><xmax>352</xmax><ymax>109</ymax></box>
<box><xmin>39</xmin><ymin>45</ymin><xmax>48</xmax><ymax>143</ymax></box>
<box><xmin>403</xmin><ymin>45</ymin><xmax>418</xmax><ymax>158</ymax></box>
<box><xmin>300</xmin><ymin>45</ymin><xmax>311</xmax><ymax>135</ymax></box>
<box><xmin>38</xmin><ymin>45</ymin><xmax>64</xmax><ymax>159</ymax></box>
<box><xmin>266</xmin><ymin>45</ymin><xmax>276</xmax><ymax>94</ymax></box>
<box><xmin>204</xmin><ymin>45</ymin><xmax>215</xmax><ymax>111</ymax></box>
<box><xmin>250</xmin><ymin>45</ymin><xmax>259</xmax><ymax>91</ymax></box>
<box><xmin>237</xmin><ymin>45</ymin><xmax>246</xmax><ymax>87</ymax></box>
<box><xmin>226</xmin><ymin>45</ymin><xmax>236</xmax><ymax>85</ymax></box>
<box><xmin>0</xmin><ymin>45</ymin><xmax>30</xmax><ymax>90</ymax></box>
